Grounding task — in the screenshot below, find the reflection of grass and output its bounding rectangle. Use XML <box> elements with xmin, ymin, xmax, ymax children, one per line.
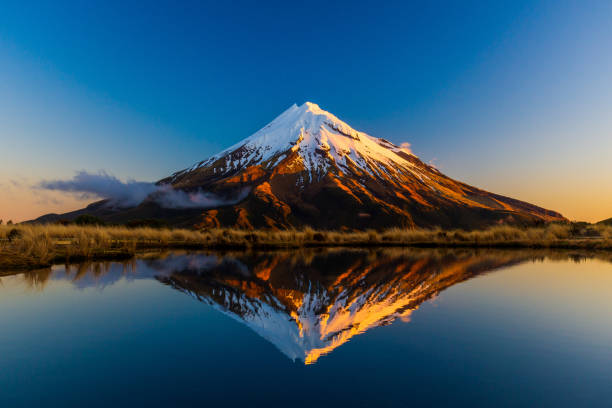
<box><xmin>1</xmin><ymin>223</ymin><xmax>612</xmax><ymax>270</ymax></box>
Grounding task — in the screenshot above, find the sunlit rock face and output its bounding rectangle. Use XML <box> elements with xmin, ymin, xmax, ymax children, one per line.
<box><xmin>35</xmin><ymin>102</ymin><xmax>565</xmax><ymax>228</ymax></box>
<box><xmin>155</xmin><ymin>249</ymin><xmax>529</xmax><ymax>364</ymax></box>
<box><xmin>160</xmin><ymin>102</ymin><xmax>564</xmax><ymax>229</ymax></box>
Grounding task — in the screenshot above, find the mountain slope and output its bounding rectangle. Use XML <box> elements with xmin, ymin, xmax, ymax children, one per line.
<box><xmin>597</xmin><ymin>217</ymin><xmax>612</xmax><ymax>226</ymax></box>
<box><xmin>36</xmin><ymin>102</ymin><xmax>565</xmax><ymax>229</ymax></box>
<box><xmin>160</xmin><ymin>102</ymin><xmax>564</xmax><ymax>229</ymax></box>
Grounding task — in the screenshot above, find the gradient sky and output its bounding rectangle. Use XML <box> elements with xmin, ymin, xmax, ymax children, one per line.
<box><xmin>1</xmin><ymin>0</ymin><xmax>611</xmax><ymax>222</ymax></box>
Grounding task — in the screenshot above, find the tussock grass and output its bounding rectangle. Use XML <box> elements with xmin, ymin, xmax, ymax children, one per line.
<box><xmin>2</xmin><ymin>222</ymin><xmax>612</xmax><ymax>270</ymax></box>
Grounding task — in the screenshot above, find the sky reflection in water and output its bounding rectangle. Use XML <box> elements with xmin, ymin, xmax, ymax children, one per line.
<box><xmin>1</xmin><ymin>248</ymin><xmax>611</xmax><ymax>407</ymax></box>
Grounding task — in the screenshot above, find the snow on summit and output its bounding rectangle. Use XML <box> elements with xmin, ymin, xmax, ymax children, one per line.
<box><xmin>38</xmin><ymin>101</ymin><xmax>565</xmax><ymax>229</ymax></box>
<box><xmin>157</xmin><ymin>101</ymin><xmax>565</xmax><ymax>230</ymax></box>
<box><xmin>188</xmin><ymin>102</ymin><xmax>415</xmax><ymax>179</ymax></box>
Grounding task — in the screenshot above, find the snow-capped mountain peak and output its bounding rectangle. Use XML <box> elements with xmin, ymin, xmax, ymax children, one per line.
<box><xmin>159</xmin><ymin>101</ymin><xmax>565</xmax><ymax>230</ymax></box>
<box><xmin>186</xmin><ymin>102</ymin><xmax>415</xmax><ymax>180</ymax></box>
<box><xmin>39</xmin><ymin>102</ymin><xmax>566</xmax><ymax>229</ymax></box>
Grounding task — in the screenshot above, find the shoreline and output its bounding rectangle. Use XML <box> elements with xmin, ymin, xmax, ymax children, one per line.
<box><xmin>2</xmin><ymin>222</ymin><xmax>612</xmax><ymax>271</ymax></box>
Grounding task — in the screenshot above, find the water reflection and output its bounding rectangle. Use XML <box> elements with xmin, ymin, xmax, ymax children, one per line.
<box><xmin>154</xmin><ymin>249</ymin><xmax>532</xmax><ymax>364</ymax></box>
<box><xmin>9</xmin><ymin>260</ymin><xmax>140</xmax><ymax>291</ymax></box>
<box><xmin>2</xmin><ymin>248</ymin><xmax>608</xmax><ymax>364</ymax></box>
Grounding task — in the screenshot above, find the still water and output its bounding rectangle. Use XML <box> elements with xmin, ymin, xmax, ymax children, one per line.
<box><xmin>1</xmin><ymin>248</ymin><xmax>611</xmax><ymax>407</ymax></box>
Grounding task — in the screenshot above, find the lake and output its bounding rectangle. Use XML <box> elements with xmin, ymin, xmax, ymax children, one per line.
<box><xmin>1</xmin><ymin>248</ymin><xmax>611</xmax><ymax>407</ymax></box>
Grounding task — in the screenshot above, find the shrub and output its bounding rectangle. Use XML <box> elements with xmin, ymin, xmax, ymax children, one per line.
<box><xmin>74</xmin><ymin>215</ymin><xmax>106</xmax><ymax>226</ymax></box>
<box><xmin>312</xmin><ymin>232</ymin><xmax>325</xmax><ymax>242</ymax></box>
<box><xmin>7</xmin><ymin>228</ymin><xmax>22</xmax><ymax>242</ymax></box>
<box><xmin>126</xmin><ymin>219</ymin><xmax>169</xmax><ymax>229</ymax></box>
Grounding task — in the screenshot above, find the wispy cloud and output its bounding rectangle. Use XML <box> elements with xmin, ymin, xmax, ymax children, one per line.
<box><xmin>155</xmin><ymin>187</ymin><xmax>251</xmax><ymax>209</ymax></box>
<box><xmin>39</xmin><ymin>171</ymin><xmax>250</xmax><ymax>209</ymax></box>
<box><xmin>39</xmin><ymin>171</ymin><xmax>157</xmax><ymax>207</ymax></box>
<box><xmin>399</xmin><ymin>142</ymin><xmax>412</xmax><ymax>153</ymax></box>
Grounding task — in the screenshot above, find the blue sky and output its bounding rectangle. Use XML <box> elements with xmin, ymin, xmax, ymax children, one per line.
<box><xmin>1</xmin><ymin>0</ymin><xmax>611</xmax><ymax>221</ymax></box>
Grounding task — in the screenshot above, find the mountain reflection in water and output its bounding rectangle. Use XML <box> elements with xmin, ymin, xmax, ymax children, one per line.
<box><xmin>154</xmin><ymin>249</ymin><xmax>530</xmax><ymax>364</ymax></box>
<box><xmin>5</xmin><ymin>248</ymin><xmax>603</xmax><ymax>365</ymax></box>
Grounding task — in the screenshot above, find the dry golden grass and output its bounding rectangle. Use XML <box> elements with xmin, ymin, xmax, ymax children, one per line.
<box><xmin>2</xmin><ymin>222</ymin><xmax>612</xmax><ymax>270</ymax></box>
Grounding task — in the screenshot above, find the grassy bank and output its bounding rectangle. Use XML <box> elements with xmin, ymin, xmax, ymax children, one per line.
<box><xmin>2</xmin><ymin>222</ymin><xmax>612</xmax><ymax>270</ymax></box>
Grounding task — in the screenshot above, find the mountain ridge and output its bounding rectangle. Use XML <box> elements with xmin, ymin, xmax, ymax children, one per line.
<box><xmin>35</xmin><ymin>102</ymin><xmax>565</xmax><ymax>229</ymax></box>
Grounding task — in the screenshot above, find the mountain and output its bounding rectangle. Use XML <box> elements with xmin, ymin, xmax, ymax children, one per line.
<box><xmin>35</xmin><ymin>102</ymin><xmax>565</xmax><ymax>229</ymax></box>
<box><xmin>597</xmin><ymin>217</ymin><xmax>612</xmax><ymax>226</ymax></box>
<box><xmin>155</xmin><ymin>249</ymin><xmax>530</xmax><ymax>364</ymax></box>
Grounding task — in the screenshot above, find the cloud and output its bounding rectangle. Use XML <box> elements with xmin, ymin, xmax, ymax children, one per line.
<box><xmin>40</xmin><ymin>171</ymin><xmax>157</xmax><ymax>207</ymax></box>
<box><xmin>155</xmin><ymin>186</ymin><xmax>251</xmax><ymax>209</ymax></box>
<box><xmin>399</xmin><ymin>142</ymin><xmax>412</xmax><ymax>153</ymax></box>
<box><xmin>39</xmin><ymin>171</ymin><xmax>250</xmax><ymax>209</ymax></box>
<box><xmin>0</xmin><ymin>179</ymin><xmax>23</xmax><ymax>191</ymax></box>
